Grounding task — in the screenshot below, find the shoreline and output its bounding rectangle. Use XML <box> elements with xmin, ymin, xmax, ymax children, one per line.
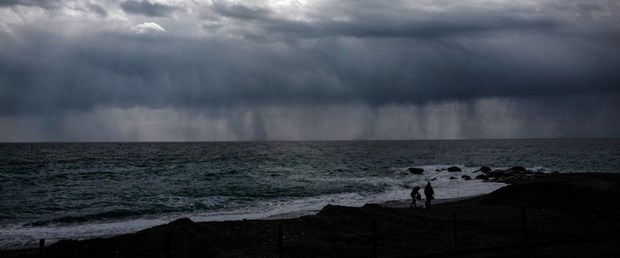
<box><xmin>378</xmin><ymin>195</ymin><xmax>484</xmax><ymax>208</ymax></box>
<box><xmin>265</xmin><ymin>194</ymin><xmax>487</xmax><ymax>219</ymax></box>
<box><xmin>0</xmin><ymin>179</ymin><xmax>506</xmax><ymax>250</ymax></box>
<box><xmin>0</xmin><ymin>194</ymin><xmax>490</xmax><ymax>251</ymax></box>
<box><xmin>4</xmin><ymin>172</ymin><xmax>620</xmax><ymax>257</ymax></box>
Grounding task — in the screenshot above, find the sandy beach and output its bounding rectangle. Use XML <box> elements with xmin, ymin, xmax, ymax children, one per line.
<box><xmin>3</xmin><ymin>172</ymin><xmax>620</xmax><ymax>257</ymax></box>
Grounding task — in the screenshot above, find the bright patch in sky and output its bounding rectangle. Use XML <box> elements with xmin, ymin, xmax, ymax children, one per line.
<box><xmin>131</xmin><ymin>22</ymin><xmax>166</xmax><ymax>34</ymax></box>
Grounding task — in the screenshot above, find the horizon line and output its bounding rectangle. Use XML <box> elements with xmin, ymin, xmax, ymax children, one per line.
<box><xmin>0</xmin><ymin>137</ymin><xmax>618</xmax><ymax>144</ymax></box>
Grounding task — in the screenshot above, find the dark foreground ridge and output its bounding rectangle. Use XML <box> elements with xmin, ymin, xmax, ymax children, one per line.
<box><xmin>3</xmin><ymin>173</ymin><xmax>620</xmax><ymax>257</ymax></box>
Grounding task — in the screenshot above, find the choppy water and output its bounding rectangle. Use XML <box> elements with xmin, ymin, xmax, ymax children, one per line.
<box><xmin>1</xmin><ymin>139</ymin><xmax>619</xmax><ymax>249</ymax></box>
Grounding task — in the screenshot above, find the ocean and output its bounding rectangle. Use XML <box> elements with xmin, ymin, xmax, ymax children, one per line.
<box><xmin>1</xmin><ymin>139</ymin><xmax>619</xmax><ymax>249</ymax></box>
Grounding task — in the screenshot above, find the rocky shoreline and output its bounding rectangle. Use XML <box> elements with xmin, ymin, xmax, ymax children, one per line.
<box><xmin>406</xmin><ymin>165</ymin><xmax>555</xmax><ymax>182</ymax></box>
<box><xmin>3</xmin><ymin>172</ymin><xmax>620</xmax><ymax>257</ymax></box>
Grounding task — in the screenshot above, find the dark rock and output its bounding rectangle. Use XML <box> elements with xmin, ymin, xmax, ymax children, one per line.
<box><xmin>449</xmin><ymin>176</ymin><xmax>458</xmax><ymax>180</ymax></box>
<box><xmin>510</xmin><ymin>166</ymin><xmax>527</xmax><ymax>172</ymax></box>
<box><xmin>480</xmin><ymin>166</ymin><xmax>492</xmax><ymax>173</ymax></box>
<box><xmin>461</xmin><ymin>175</ymin><xmax>472</xmax><ymax>180</ymax></box>
<box><xmin>408</xmin><ymin>167</ymin><xmax>424</xmax><ymax>174</ymax></box>
<box><xmin>475</xmin><ymin>174</ymin><xmax>489</xmax><ymax>180</ymax></box>
<box><xmin>488</xmin><ymin>170</ymin><xmax>506</xmax><ymax>178</ymax></box>
<box><xmin>169</xmin><ymin>218</ymin><xmax>195</xmax><ymax>226</ymax></box>
<box><xmin>447</xmin><ymin>166</ymin><xmax>462</xmax><ymax>172</ymax></box>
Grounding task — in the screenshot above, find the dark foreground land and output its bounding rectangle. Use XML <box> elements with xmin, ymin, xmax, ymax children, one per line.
<box><xmin>4</xmin><ymin>173</ymin><xmax>620</xmax><ymax>257</ymax></box>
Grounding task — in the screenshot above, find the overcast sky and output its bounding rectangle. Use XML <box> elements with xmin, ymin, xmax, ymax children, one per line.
<box><xmin>0</xmin><ymin>0</ymin><xmax>619</xmax><ymax>141</ymax></box>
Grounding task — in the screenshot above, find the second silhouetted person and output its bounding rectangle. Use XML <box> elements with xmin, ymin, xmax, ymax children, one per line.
<box><xmin>424</xmin><ymin>182</ymin><xmax>434</xmax><ymax>209</ymax></box>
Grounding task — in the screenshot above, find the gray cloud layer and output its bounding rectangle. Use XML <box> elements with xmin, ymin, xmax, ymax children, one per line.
<box><xmin>1</xmin><ymin>0</ymin><xmax>619</xmax><ymax>140</ymax></box>
<box><xmin>120</xmin><ymin>0</ymin><xmax>179</xmax><ymax>17</ymax></box>
<box><xmin>0</xmin><ymin>0</ymin><xmax>62</xmax><ymax>9</ymax></box>
<box><xmin>2</xmin><ymin>26</ymin><xmax>617</xmax><ymax>114</ymax></box>
<box><xmin>211</xmin><ymin>2</ymin><xmax>561</xmax><ymax>40</ymax></box>
<box><xmin>87</xmin><ymin>3</ymin><xmax>107</xmax><ymax>17</ymax></box>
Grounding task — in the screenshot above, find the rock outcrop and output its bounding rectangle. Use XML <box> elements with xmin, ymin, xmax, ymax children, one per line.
<box><xmin>447</xmin><ymin>166</ymin><xmax>462</xmax><ymax>172</ymax></box>
<box><xmin>408</xmin><ymin>167</ymin><xmax>424</xmax><ymax>174</ymax></box>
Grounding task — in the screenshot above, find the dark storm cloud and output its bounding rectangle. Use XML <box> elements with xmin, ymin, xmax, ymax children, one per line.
<box><xmin>1</xmin><ymin>0</ymin><xmax>620</xmax><ymax>140</ymax></box>
<box><xmin>211</xmin><ymin>2</ymin><xmax>272</xmax><ymax>21</ymax></box>
<box><xmin>211</xmin><ymin>3</ymin><xmax>559</xmax><ymax>40</ymax></box>
<box><xmin>2</xmin><ymin>26</ymin><xmax>619</xmax><ymax>117</ymax></box>
<box><xmin>263</xmin><ymin>17</ymin><xmax>558</xmax><ymax>42</ymax></box>
<box><xmin>0</xmin><ymin>0</ymin><xmax>62</xmax><ymax>9</ymax></box>
<box><xmin>120</xmin><ymin>0</ymin><xmax>178</xmax><ymax>17</ymax></box>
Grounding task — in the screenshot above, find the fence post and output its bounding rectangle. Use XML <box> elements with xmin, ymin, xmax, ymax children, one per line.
<box><xmin>452</xmin><ymin>212</ymin><xmax>458</xmax><ymax>251</ymax></box>
<box><xmin>166</xmin><ymin>232</ymin><xmax>171</xmax><ymax>258</ymax></box>
<box><xmin>588</xmin><ymin>214</ymin><xmax>595</xmax><ymax>239</ymax></box>
<box><xmin>521</xmin><ymin>207</ymin><xmax>528</xmax><ymax>244</ymax></box>
<box><xmin>39</xmin><ymin>239</ymin><xmax>45</xmax><ymax>258</ymax></box>
<box><xmin>278</xmin><ymin>224</ymin><xmax>283</xmax><ymax>258</ymax></box>
<box><xmin>372</xmin><ymin>218</ymin><xmax>378</xmax><ymax>258</ymax></box>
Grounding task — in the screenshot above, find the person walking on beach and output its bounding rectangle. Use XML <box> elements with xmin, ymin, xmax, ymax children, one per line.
<box><xmin>424</xmin><ymin>182</ymin><xmax>434</xmax><ymax>209</ymax></box>
<box><xmin>409</xmin><ymin>186</ymin><xmax>421</xmax><ymax>208</ymax></box>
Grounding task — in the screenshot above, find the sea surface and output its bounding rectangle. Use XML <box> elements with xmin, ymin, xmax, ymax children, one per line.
<box><xmin>1</xmin><ymin>139</ymin><xmax>619</xmax><ymax>249</ymax></box>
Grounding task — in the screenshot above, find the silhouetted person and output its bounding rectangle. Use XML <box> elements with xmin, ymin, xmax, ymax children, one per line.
<box><xmin>424</xmin><ymin>182</ymin><xmax>434</xmax><ymax>209</ymax></box>
<box><xmin>409</xmin><ymin>186</ymin><xmax>421</xmax><ymax>208</ymax></box>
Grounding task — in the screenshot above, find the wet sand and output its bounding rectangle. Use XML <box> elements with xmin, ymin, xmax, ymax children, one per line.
<box><xmin>3</xmin><ymin>172</ymin><xmax>620</xmax><ymax>257</ymax></box>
